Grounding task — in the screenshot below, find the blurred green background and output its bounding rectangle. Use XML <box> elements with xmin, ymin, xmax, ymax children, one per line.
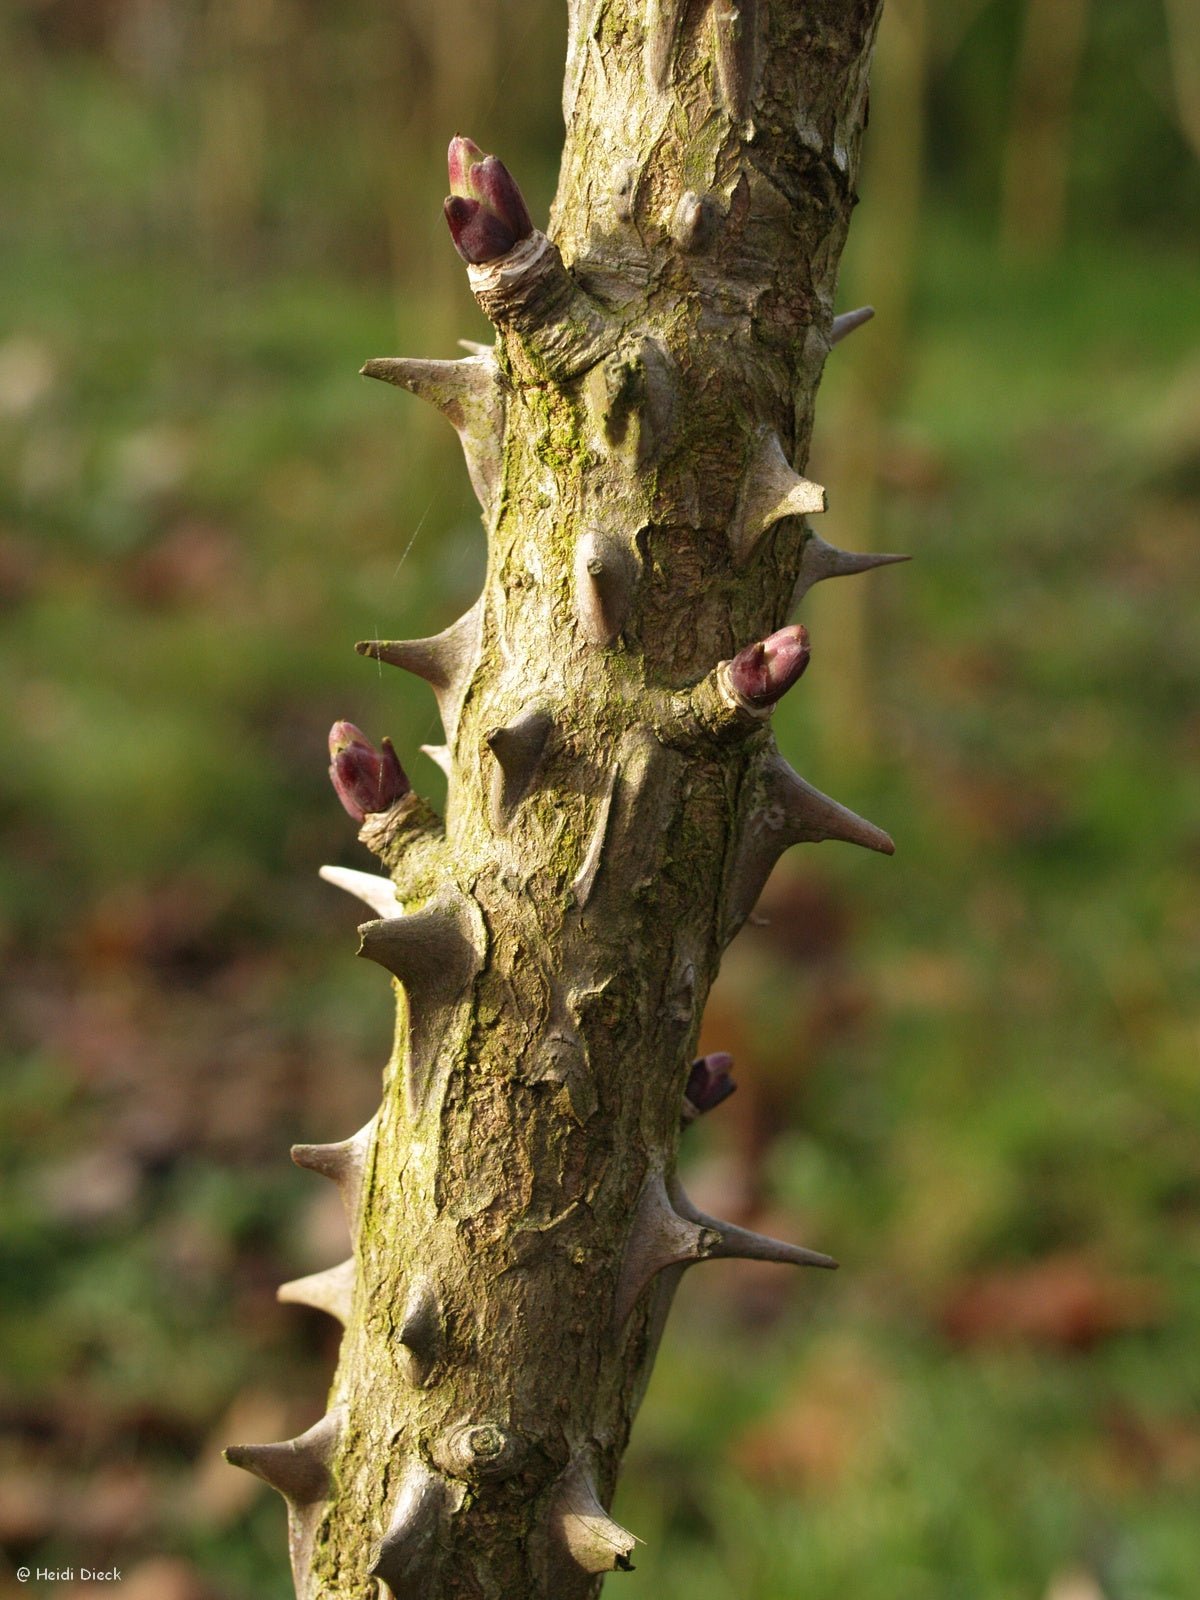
<box><xmin>1</xmin><ymin>1</ymin><xmax>1198</xmax><ymax>1596</ymax></box>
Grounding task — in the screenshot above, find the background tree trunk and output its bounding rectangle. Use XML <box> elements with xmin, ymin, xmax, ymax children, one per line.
<box><xmin>1000</xmin><ymin>0</ymin><xmax>1091</xmax><ymax>256</ymax></box>
<box><xmin>226</xmin><ymin>2</ymin><xmax>889</xmax><ymax>1594</ymax></box>
<box><xmin>811</xmin><ymin>0</ymin><xmax>926</xmax><ymax>777</ymax></box>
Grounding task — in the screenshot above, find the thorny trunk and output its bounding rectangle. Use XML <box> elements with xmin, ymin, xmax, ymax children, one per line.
<box><xmin>227</xmin><ymin>3</ymin><xmax>895</xmax><ymax>1595</ymax></box>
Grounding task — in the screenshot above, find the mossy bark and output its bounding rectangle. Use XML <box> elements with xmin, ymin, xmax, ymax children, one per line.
<box><xmin>229</xmin><ymin>3</ymin><xmax>888</xmax><ymax>1595</ymax></box>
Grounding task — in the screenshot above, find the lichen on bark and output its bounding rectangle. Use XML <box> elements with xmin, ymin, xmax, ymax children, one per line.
<box><xmin>226</xmin><ymin>3</ymin><xmax>896</xmax><ymax>1596</ymax></box>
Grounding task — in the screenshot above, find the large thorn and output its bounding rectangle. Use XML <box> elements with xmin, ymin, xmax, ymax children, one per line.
<box><xmin>723</xmin><ymin>751</ymin><xmax>893</xmax><ymax>938</ymax></box>
<box><xmin>398</xmin><ymin>1277</ymin><xmax>443</xmax><ymax>1387</ymax></box>
<box><xmin>711</xmin><ymin>0</ymin><xmax>759</xmax><ymax>122</ymax></box>
<box><xmin>614</xmin><ymin>1167</ymin><xmax>707</xmax><ymax>1329</ymax></box>
<box><xmin>574</xmin><ymin>528</ymin><xmax>638</xmax><ymax>646</ymax></box>
<box><xmin>793</xmin><ymin>532</ymin><xmax>909</xmax><ymax>606</ymax></box>
<box><xmin>615</xmin><ymin>1167</ymin><xmax>835</xmax><ymax>1328</ymax></box>
<box><xmin>357</xmin><ymin>890</ymin><xmax>486</xmax><ymax>1116</ymax></box>
<box><xmin>772</xmin><ymin>753</ymin><xmax>894</xmax><ymax>852</ymax></box>
<box><xmin>673</xmin><ymin>1182</ymin><xmax>838</xmax><ymax>1271</ymax></box>
<box><xmin>370</xmin><ymin>1460</ymin><xmax>465</xmax><ymax>1596</ymax></box>
<box><xmin>729</xmin><ymin>431</ymin><xmax>826</xmax><ymax>565</ymax></box>
<box><xmin>360</xmin><ymin>355</ymin><xmax>505</xmax><ymax>519</ymax></box>
<box><xmin>486</xmin><ymin>707</ymin><xmax>553</xmax><ymax>830</ymax></box>
<box><xmin>357</xmin><ymin>894</ymin><xmax>480</xmax><ymax>997</ymax></box>
<box><xmin>225</xmin><ymin>1408</ymin><xmax>345</xmax><ymax>1594</ymax></box>
<box><xmin>357</xmin><ymin>596</ymin><xmax>483</xmax><ymax>745</ymax></box>
<box><xmin>549</xmin><ymin>1455</ymin><xmax>640</xmax><ymax>1575</ymax></box>
<box><xmin>830</xmin><ymin>304</ymin><xmax>875</xmax><ymax>345</ymax></box>
<box><xmin>318</xmin><ymin>865</ymin><xmax>403</xmax><ymax>920</ymax></box>
<box><xmin>290</xmin><ymin>1119</ymin><xmax>375</xmax><ymax>1238</ymax></box>
<box><xmin>277</xmin><ymin>1258</ymin><xmax>355</xmax><ymax>1326</ymax></box>
<box><xmin>224</xmin><ymin>1406</ymin><xmax>343</xmax><ymax>1507</ymax></box>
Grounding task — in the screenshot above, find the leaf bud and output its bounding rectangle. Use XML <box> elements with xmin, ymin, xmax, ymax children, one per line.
<box><xmin>444</xmin><ymin>136</ymin><xmax>534</xmax><ymax>264</ymax></box>
<box><xmin>682</xmin><ymin>1052</ymin><xmax>737</xmax><ymax>1125</ymax></box>
<box><xmin>328</xmin><ymin>721</ymin><xmax>409</xmax><ymax>823</ymax></box>
<box><xmin>727</xmin><ymin>624</ymin><xmax>811</xmax><ymax>709</ymax></box>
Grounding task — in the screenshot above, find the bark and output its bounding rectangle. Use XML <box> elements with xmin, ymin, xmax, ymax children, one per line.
<box><xmin>226</xmin><ymin>3</ymin><xmax>891</xmax><ymax>1595</ymax></box>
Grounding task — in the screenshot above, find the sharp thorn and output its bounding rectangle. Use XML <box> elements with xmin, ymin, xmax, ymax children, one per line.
<box><xmin>673</xmin><ymin>1184</ymin><xmax>837</xmax><ymax>1270</ymax></box>
<box><xmin>224</xmin><ymin>1407</ymin><xmax>344</xmax><ymax>1506</ymax></box>
<box><xmin>730</xmin><ymin>430</ymin><xmax>826</xmax><ymax>564</ymax></box>
<box><xmin>359</xmin><ymin>356</ymin><xmax>505</xmax><ymax>517</ymax></box>
<box><xmin>357</xmin><ymin>890</ymin><xmax>486</xmax><ymax>1116</ymax></box>
<box><xmin>398</xmin><ymin>1277</ymin><xmax>443</xmax><ymax>1387</ymax></box>
<box><xmin>830</xmin><ymin>304</ymin><xmax>875</xmax><ymax>345</ymax></box>
<box><xmin>318</xmin><ymin>865</ymin><xmax>404</xmax><ymax>920</ymax></box>
<box><xmin>794</xmin><ymin>534</ymin><xmax>909</xmax><ymax>604</ymax></box>
<box><xmin>614</xmin><ymin>1164</ymin><xmax>837</xmax><ymax>1329</ymax></box>
<box><xmin>290</xmin><ymin>1119</ymin><xmax>374</xmax><ymax>1235</ymax></box>
<box><xmin>613</xmin><ymin>1166</ymin><xmax>710</xmax><ymax>1328</ymax></box>
<box><xmin>774</xmin><ymin>755</ymin><xmax>895</xmax><ymax>854</ymax></box>
<box><xmin>277</xmin><ymin>1258</ymin><xmax>355</xmax><ymax>1325</ymax></box>
<box><xmin>420</xmin><ymin>743</ymin><xmax>452</xmax><ymax>778</ymax></box>
<box><xmin>357</xmin><ymin>895</ymin><xmax>480</xmax><ymax>995</ymax></box>
<box><xmin>370</xmin><ymin>1461</ymin><xmax>465</xmax><ymax>1593</ymax></box>
<box><xmin>549</xmin><ymin>1455</ymin><xmax>641</xmax><ymax>1576</ymax></box>
<box><xmin>356</xmin><ymin>598</ymin><xmax>483</xmax><ymax>743</ymax></box>
<box><xmin>723</xmin><ymin>752</ymin><xmax>893</xmax><ymax>938</ymax></box>
<box><xmin>486</xmin><ymin>708</ymin><xmax>552</xmax><ymax>830</ymax></box>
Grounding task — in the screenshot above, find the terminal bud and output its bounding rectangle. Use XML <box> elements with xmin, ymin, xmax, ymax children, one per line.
<box><xmin>328</xmin><ymin>721</ymin><xmax>409</xmax><ymax>822</ymax></box>
<box><xmin>444</xmin><ymin>135</ymin><xmax>534</xmax><ymax>264</ymax></box>
<box><xmin>727</xmin><ymin>624</ymin><xmax>811</xmax><ymax>709</ymax></box>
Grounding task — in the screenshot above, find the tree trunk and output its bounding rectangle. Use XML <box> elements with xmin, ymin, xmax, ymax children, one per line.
<box><xmin>1000</xmin><ymin>0</ymin><xmax>1090</xmax><ymax>257</ymax></box>
<box><xmin>227</xmin><ymin>3</ymin><xmax>890</xmax><ymax>1595</ymax></box>
<box><xmin>812</xmin><ymin>0</ymin><xmax>925</xmax><ymax>776</ymax></box>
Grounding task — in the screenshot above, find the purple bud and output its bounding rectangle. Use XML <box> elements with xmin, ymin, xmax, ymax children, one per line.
<box><xmin>328</xmin><ymin>721</ymin><xmax>409</xmax><ymax>823</ymax></box>
<box><xmin>447</xmin><ymin>135</ymin><xmax>487</xmax><ymax>196</ymax></box>
<box><xmin>683</xmin><ymin>1052</ymin><xmax>737</xmax><ymax>1122</ymax></box>
<box><xmin>472</xmin><ymin>155</ymin><xmax>533</xmax><ymax>240</ymax></box>
<box><xmin>728</xmin><ymin>624</ymin><xmax>811</xmax><ymax>708</ymax></box>
<box><xmin>444</xmin><ymin>136</ymin><xmax>534</xmax><ymax>264</ymax></box>
<box><xmin>444</xmin><ymin>196</ymin><xmax>525</xmax><ymax>265</ymax></box>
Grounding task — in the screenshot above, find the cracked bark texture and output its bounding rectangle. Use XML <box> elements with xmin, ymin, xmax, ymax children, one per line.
<box><xmin>227</xmin><ymin>2</ymin><xmax>891</xmax><ymax>1595</ymax></box>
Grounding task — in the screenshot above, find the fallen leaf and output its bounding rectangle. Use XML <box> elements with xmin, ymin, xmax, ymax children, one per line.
<box><xmin>731</xmin><ymin>1339</ymin><xmax>896</xmax><ymax>1492</ymax></box>
<box><xmin>940</xmin><ymin>1255</ymin><xmax>1163</xmax><ymax>1350</ymax></box>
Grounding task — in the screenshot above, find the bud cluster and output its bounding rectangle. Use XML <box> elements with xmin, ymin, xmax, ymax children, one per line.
<box><xmin>328</xmin><ymin>722</ymin><xmax>409</xmax><ymax>823</ymax></box>
<box><xmin>443</xmin><ymin>136</ymin><xmax>534</xmax><ymax>264</ymax></box>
